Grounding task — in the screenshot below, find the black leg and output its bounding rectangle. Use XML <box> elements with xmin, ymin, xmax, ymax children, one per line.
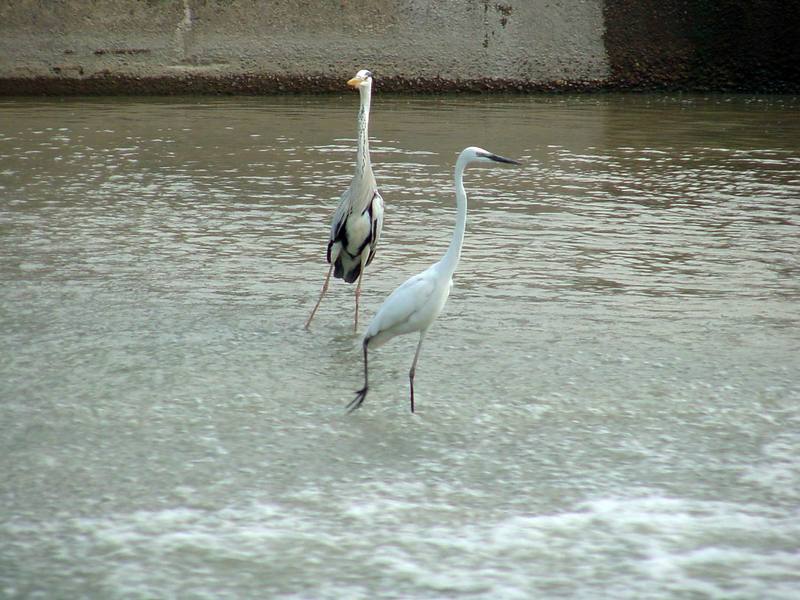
<box><xmin>408</xmin><ymin>332</ymin><xmax>426</xmax><ymax>414</ymax></box>
<box><xmin>347</xmin><ymin>339</ymin><xmax>369</xmax><ymax>413</ymax></box>
<box><xmin>409</xmin><ymin>374</ymin><xmax>414</xmax><ymax>413</ymax></box>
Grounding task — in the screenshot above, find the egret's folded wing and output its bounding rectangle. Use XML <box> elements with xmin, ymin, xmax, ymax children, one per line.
<box><xmin>368</xmin><ymin>272</ymin><xmax>436</xmax><ymax>337</ymax></box>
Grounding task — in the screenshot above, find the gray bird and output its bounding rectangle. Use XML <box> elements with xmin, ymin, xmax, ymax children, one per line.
<box><xmin>306</xmin><ymin>69</ymin><xmax>385</xmax><ymax>332</ymax></box>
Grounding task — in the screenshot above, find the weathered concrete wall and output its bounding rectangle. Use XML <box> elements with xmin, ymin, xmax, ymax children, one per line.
<box><xmin>0</xmin><ymin>0</ymin><xmax>608</xmax><ymax>93</ymax></box>
<box><xmin>0</xmin><ymin>0</ymin><xmax>797</xmax><ymax>94</ymax></box>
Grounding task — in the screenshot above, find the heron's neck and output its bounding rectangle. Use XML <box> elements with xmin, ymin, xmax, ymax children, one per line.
<box><xmin>439</xmin><ymin>157</ymin><xmax>468</xmax><ymax>276</ymax></box>
<box><xmin>355</xmin><ymin>86</ymin><xmax>373</xmax><ymax>182</ymax></box>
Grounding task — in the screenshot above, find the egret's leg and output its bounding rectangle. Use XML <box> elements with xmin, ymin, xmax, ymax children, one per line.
<box><xmin>347</xmin><ymin>340</ymin><xmax>369</xmax><ymax>413</ymax></box>
<box><xmin>353</xmin><ymin>267</ymin><xmax>365</xmax><ymax>333</ymax></box>
<box><xmin>305</xmin><ymin>264</ymin><xmax>333</xmax><ymax>330</ymax></box>
<box><xmin>408</xmin><ymin>332</ymin><xmax>427</xmax><ymax>413</ymax></box>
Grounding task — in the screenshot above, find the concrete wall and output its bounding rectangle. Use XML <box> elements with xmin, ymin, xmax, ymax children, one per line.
<box><xmin>0</xmin><ymin>0</ymin><xmax>797</xmax><ymax>94</ymax></box>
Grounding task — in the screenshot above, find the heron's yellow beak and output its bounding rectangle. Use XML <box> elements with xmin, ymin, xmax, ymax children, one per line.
<box><xmin>347</xmin><ymin>77</ymin><xmax>362</xmax><ymax>88</ymax></box>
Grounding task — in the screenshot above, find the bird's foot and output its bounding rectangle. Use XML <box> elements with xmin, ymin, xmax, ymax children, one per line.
<box><xmin>346</xmin><ymin>386</ymin><xmax>368</xmax><ymax>414</ymax></box>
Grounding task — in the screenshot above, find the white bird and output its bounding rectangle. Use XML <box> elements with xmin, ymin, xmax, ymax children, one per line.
<box><xmin>347</xmin><ymin>146</ymin><xmax>520</xmax><ymax>414</ymax></box>
<box><xmin>305</xmin><ymin>69</ymin><xmax>384</xmax><ymax>332</ymax></box>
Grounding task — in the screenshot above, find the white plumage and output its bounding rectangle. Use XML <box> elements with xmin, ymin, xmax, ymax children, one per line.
<box><xmin>305</xmin><ymin>69</ymin><xmax>384</xmax><ymax>332</ymax></box>
<box><xmin>348</xmin><ymin>146</ymin><xmax>520</xmax><ymax>414</ymax></box>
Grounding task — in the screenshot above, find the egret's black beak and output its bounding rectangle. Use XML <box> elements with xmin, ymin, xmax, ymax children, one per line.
<box><xmin>487</xmin><ymin>153</ymin><xmax>521</xmax><ymax>165</ymax></box>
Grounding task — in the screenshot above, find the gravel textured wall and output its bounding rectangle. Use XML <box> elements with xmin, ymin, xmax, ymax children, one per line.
<box><xmin>0</xmin><ymin>0</ymin><xmax>796</xmax><ymax>94</ymax></box>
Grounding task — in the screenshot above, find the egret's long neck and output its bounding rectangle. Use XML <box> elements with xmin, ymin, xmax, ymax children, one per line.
<box><xmin>439</xmin><ymin>155</ymin><xmax>469</xmax><ymax>276</ymax></box>
<box><xmin>355</xmin><ymin>85</ymin><xmax>373</xmax><ymax>181</ymax></box>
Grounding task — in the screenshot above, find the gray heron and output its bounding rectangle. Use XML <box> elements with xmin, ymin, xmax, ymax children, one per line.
<box><xmin>305</xmin><ymin>69</ymin><xmax>384</xmax><ymax>332</ymax></box>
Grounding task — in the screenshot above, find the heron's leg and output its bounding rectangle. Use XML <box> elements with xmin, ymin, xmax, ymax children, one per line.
<box><xmin>347</xmin><ymin>339</ymin><xmax>369</xmax><ymax>413</ymax></box>
<box><xmin>304</xmin><ymin>264</ymin><xmax>333</xmax><ymax>330</ymax></box>
<box><xmin>408</xmin><ymin>332</ymin><xmax>427</xmax><ymax>413</ymax></box>
<box><xmin>353</xmin><ymin>267</ymin><xmax>365</xmax><ymax>333</ymax></box>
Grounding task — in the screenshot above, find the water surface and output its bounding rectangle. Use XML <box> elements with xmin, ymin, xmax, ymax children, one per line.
<box><xmin>1</xmin><ymin>94</ymin><xmax>799</xmax><ymax>598</ymax></box>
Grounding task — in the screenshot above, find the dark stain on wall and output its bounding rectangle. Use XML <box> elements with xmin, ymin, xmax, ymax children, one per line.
<box><xmin>604</xmin><ymin>0</ymin><xmax>800</xmax><ymax>92</ymax></box>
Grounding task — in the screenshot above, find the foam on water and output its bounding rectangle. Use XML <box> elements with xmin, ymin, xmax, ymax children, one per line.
<box><xmin>3</xmin><ymin>493</ymin><xmax>800</xmax><ymax>599</ymax></box>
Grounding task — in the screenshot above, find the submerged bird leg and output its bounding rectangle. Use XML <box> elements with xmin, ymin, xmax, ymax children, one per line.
<box><xmin>353</xmin><ymin>267</ymin><xmax>365</xmax><ymax>333</ymax></box>
<box><xmin>305</xmin><ymin>263</ymin><xmax>333</xmax><ymax>330</ymax></box>
<box><xmin>408</xmin><ymin>332</ymin><xmax>427</xmax><ymax>413</ymax></box>
<box><xmin>347</xmin><ymin>340</ymin><xmax>370</xmax><ymax>413</ymax></box>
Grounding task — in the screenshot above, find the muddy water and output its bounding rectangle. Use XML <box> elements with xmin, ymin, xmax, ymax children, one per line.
<box><xmin>1</xmin><ymin>94</ymin><xmax>799</xmax><ymax>598</ymax></box>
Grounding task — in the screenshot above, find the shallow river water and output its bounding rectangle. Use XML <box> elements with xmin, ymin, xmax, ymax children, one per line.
<box><xmin>1</xmin><ymin>93</ymin><xmax>799</xmax><ymax>598</ymax></box>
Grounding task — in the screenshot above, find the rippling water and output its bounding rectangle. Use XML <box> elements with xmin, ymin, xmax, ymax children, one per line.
<box><xmin>1</xmin><ymin>94</ymin><xmax>799</xmax><ymax>598</ymax></box>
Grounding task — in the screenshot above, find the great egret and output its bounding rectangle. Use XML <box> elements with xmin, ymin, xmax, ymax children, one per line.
<box><xmin>305</xmin><ymin>69</ymin><xmax>385</xmax><ymax>332</ymax></box>
<box><xmin>347</xmin><ymin>146</ymin><xmax>520</xmax><ymax>414</ymax></box>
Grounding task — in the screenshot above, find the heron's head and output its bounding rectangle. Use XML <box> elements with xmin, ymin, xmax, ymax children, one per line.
<box><xmin>463</xmin><ymin>146</ymin><xmax>521</xmax><ymax>167</ymax></box>
<box><xmin>347</xmin><ymin>69</ymin><xmax>373</xmax><ymax>90</ymax></box>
